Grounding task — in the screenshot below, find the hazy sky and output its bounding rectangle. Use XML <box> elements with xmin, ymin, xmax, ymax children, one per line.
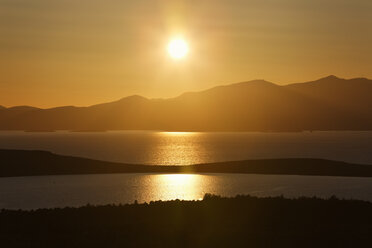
<box><xmin>1</xmin><ymin>0</ymin><xmax>371</xmax><ymax>107</ymax></box>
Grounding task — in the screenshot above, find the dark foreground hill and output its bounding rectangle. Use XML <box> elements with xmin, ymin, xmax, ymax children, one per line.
<box><xmin>1</xmin><ymin>194</ymin><xmax>371</xmax><ymax>248</ymax></box>
<box><xmin>0</xmin><ymin>75</ymin><xmax>371</xmax><ymax>131</ymax></box>
<box><xmin>1</xmin><ymin>149</ymin><xmax>372</xmax><ymax>177</ymax></box>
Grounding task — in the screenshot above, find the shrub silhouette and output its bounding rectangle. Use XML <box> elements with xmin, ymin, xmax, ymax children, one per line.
<box><xmin>0</xmin><ymin>194</ymin><xmax>371</xmax><ymax>248</ymax></box>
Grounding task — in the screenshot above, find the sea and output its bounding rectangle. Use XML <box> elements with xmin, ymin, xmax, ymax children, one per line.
<box><xmin>0</xmin><ymin>131</ymin><xmax>371</xmax><ymax>209</ymax></box>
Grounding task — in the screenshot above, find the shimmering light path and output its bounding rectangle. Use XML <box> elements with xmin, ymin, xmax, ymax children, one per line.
<box><xmin>0</xmin><ymin>131</ymin><xmax>372</xmax><ymax>165</ymax></box>
<box><xmin>1</xmin><ymin>173</ymin><xmax>372</xmax><ymax>209</ymax></box>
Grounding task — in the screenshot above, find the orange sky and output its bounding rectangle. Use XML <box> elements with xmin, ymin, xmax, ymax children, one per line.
<box><xmin>0</xmin><ymin>0</ymin><xmax>371</xmax><ymax>107</ymax></box>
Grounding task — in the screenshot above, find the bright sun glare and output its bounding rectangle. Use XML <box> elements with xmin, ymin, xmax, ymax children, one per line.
<box><xmin>167</xmin><ymin>38</ymin><xmax>189</xmax><ymax>59</ymax></box>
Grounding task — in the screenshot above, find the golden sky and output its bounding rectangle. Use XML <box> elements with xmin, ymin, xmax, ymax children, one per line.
<box><xmin>0</xmin><ymin>0</ymin><xmax>371</xmax><ymax>107</ymax></box>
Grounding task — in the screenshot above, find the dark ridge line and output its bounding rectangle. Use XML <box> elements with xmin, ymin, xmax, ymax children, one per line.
<box><xmin>1</xmin><ymin>149</ymin><xmax>372</xmax><ymax>178</ymax></box>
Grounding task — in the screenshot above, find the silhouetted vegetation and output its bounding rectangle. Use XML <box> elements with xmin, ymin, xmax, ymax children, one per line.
<box><xmin>0</xmin><ymin>194</ymin><xmax>371</xmax><ymax>247</ymax></box>
<box><xmin>1</xmin><ymin>149</ymin><xmax>372</xmax><ymax>177</ymax></box>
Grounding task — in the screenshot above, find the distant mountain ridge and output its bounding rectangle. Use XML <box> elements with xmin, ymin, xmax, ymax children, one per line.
<box><xmin>0</xmin><ymin>76</ymin><xmax>371</xmax><ymax>131</ymax></box>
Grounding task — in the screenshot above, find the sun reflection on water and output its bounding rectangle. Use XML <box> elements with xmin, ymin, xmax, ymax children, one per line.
<box><xmin>150</xmin><ymin>132</ymin><xmax>206</xmax><ymax>165</ymax></box>
<box><xmin>149</xmin><ymin>174</ymin><xmax>205</xmax><ymax>201</ymax></box>
<box><xmin>161</xmin><ymin>132</ymin><xmax>199</xmax><ymax>136</ymax></box>
<box><xmin>139</xmin><ymin>132</ymin><xmax>210</xmax><ymax>200</ymax></box>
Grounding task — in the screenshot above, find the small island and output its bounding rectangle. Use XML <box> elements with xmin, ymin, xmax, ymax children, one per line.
<box><xmin>1</xmin><ymin>149</ymin><xmax>372</xmax><ymax>178</ymax></box>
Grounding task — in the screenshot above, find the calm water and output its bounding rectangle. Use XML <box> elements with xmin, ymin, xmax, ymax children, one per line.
<box><xmin>0</xmin><ymin>131</ymin><xmax>372</xmax><ymax>164</ymax></box>
<box><xmin>1</xmin><ymin>131</ymin><xmax>371</xmax><ymax>209</ymax></box>
<box><xmin>1</xmin><ymin>173</ymin><xmax>372</xmax><ymax>210</ymax></box>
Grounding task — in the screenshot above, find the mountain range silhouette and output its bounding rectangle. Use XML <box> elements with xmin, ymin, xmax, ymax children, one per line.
<box><xmin>1</xmin><ymin>75</ymin><xmax>371</xmax><ymax>131</ymax></box>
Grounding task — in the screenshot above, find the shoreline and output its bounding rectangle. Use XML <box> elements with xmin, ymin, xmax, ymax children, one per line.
<box><xmin>1</xmin><ymin>194</ymin><xmax>371</xmax><ymax>247</ymax></box>
<box><xmin>1</xmin><ymin>149</ymin><xmax>372</xmax><ymax>178</ymax></box>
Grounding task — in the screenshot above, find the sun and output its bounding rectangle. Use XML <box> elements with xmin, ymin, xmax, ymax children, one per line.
<box><xmin>167</xmin><ymin>38</ymin><xmax>189</xmax><ymax>59</ymax></box>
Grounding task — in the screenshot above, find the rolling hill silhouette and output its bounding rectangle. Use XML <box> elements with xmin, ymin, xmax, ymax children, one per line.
<box><xmin>1</xmin><ymin>149</ymin><xmax>372</xmax><ymax>177</ymax></box>
<box><xmin>0</xmin><ymin>76</ymin><xmax>371</xmax><ymax>131</ymax></box>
